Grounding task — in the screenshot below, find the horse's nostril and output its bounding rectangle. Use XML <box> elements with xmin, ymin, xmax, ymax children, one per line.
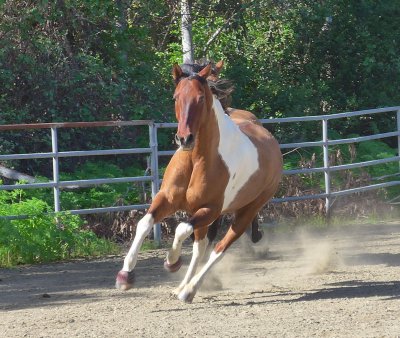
<box><xmin>175</xmin><ymin>133</ymin><xmax>182</xmax><ymax>145</ymax></box>
<box><xmin>175</xmin><ymin>133</ymin><xmax>194</xmax><ymax>148</ymax></box>
<box><xmin>185</xmin><ymin>134</ymin><xmax>194</xmax><ymax>145</ymax></box>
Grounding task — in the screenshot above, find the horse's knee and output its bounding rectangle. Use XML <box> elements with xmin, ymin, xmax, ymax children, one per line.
<box><xmin>175</xmin><ymin>222</ymin><xmax>194</xmax><ymax>240</ymax></box>
<box><xmin>166</xmin><ymin>222</ymin><xmax>193</xmax><ymax>267</ymax></box>
<box><xmin>135</xmin><ymin>213</ymin><xmax>154</xmax><ymax>239</ymax></box>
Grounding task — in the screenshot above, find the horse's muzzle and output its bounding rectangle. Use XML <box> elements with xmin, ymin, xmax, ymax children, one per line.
<box><xmin>175</xmin><ymin>133</ymin><xmax>194</xmax><ymax>150</ymax></box>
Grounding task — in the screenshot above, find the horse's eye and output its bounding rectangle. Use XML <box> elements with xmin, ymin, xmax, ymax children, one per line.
<box><xmin>198</xmin><ymin>95</ymin><xmax>205</xmax><ymax>102</ymax></box>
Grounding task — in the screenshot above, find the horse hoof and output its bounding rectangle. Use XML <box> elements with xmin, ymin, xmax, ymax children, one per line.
<box><xmin>252</xmin><ymin>229</ymin><xmax>264</xmax><ymax>244</ymax></box>
<box><xmin>164</xmin><ymin>257</ymin><xmax>182</xmax><ymax>272</ymax></box>
<box><xmin>115</xmin><ymin>270</ymin><xmax>134</xmax><ymax>291</ymax></box>
<box><xmin>178</xmin><ymin>288</ymin><xmax>195</xmax><ymax>303</ymax></box>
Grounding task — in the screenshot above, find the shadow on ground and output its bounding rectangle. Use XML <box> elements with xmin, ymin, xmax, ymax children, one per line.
<box><xmin>0</xmin><ymin>252</ymin><xmax>178</xmax><ymax>311</ymax></box>
<box><xmin>297</xmin><ymin>280</ymin><xmax>400</xmax><ymax>302</ymax></box>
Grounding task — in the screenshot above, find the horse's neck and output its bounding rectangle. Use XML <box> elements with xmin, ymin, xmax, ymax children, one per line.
<box><xmin>190</xmin><ymin>97</ymin><xmax>223</xmax><ymax>164</ymax></box>
<box><xmin>191</xmin><ymin>96</ymin><xmax>240</xmax><ymax>164</ymax></box>
<box><xmin>212</xmin><ymin>96</ymin><xmax>242</xmax><ymax>145</ymax></box>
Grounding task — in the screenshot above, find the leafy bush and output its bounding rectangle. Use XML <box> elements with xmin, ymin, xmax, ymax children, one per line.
<box><xmin>0</xmin><ymin>187</ymin><xmax>119</xmax><ymax>267</ymax></box>
<box><xmin>16</xmin><ymin>161</ymin><xmax>149</xmax><ymax>211</ymax></box>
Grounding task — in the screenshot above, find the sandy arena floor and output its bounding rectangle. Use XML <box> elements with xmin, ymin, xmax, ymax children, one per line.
<box><xmin>1</xmin><ymin>221</ymin><xmax>400</xmax><ymax>337</ymax></box>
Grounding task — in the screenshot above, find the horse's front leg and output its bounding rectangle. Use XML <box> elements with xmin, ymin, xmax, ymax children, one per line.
<box><xmin>164</xmin><ymin>221</ymin><xmax>194</xmax><ymax>272</ymax></box>
<box><xmin>115</xmin><ymin>191</ymin><xmax>176</xmax><ymax>290</ymax></box>
<box><xmin>166</xmin><ymin>207</ymin><xmax>220</xmax><ymax>296</ymax></box>
<box><xmin>172</xmin><ymin>226</ymin><xmax>209</xmax><ymax>296</ymax></box>
<box><xmin>178</xmin><ymin>196</ymin><xmax>270</xmax><ymax>303</ymax></box>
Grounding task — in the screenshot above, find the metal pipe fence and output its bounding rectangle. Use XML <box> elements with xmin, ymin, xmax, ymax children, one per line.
<box><xmin>1</xmin><ymin>106</ymin><xmax>400</xmax><ymax>244</ymax></box>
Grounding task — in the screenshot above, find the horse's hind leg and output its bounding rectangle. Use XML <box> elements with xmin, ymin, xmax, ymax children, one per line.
<box><xmin>189</xmin><ymin>215</ymin><xmax>220</xmax><ymax>243</ymax></box>
<box><xmin>244</xmin><ymin>217</ymin><xmax>263</xmax><ymax>243</ymax></box>
<box><xmin>116</xmin><ymin>192</ymin><xmax>176</xmax><ymax>290</ymax></box>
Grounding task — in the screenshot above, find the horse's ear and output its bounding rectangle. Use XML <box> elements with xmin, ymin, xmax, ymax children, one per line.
<box><xmin>215</xmin><ymin>60</ymin><xmax>224</xmax><ymax>75</ymax></box>
<box><xmin>172</xmin><ymin>63</ymin><xmax>183</xmax><ymax>84</ymax></box>
<box><xmin>198</xmin><ymin>63</ymin><xmax>212</xmax><ymax>79</ymax></box>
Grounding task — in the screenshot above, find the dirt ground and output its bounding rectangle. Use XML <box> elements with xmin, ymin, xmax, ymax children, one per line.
<box><xmin>1</xmin><ymin>221</ymin><xmax>400</xmax><ymax>338</ymax></box>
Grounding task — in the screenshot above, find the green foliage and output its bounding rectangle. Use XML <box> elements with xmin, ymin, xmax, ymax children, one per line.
<box><xmin>0</xmin><ymin>187</ymin><xmax>119</xmax><ymax>267</ymax></box>
<box><xmin>0</xmin><ymin>0</ymin><xmax>399</xmax><ymax>255</ymax></box>
<box><xmin>357</xmin><ymin>140</ymin><xmax>398</xmax><ymax>178</ymax></box>
<box><xmin>1</xmin><ymin>0</ymin><xmax>399</xmax><ymax>177</ymax></box>
<box><xmin>0</xmin><ymin>0</ymin><xmax>174</xmax><ymax>174</ymax></box>
<box><xmin>59</xmin><ymin>161</ymin><xmax>147</xmax><ymax>210</ymax></box>
<box><xmin>17</xmin><ymin>161</ymin><xmax>148</xmax><ymax>211</ymax></box>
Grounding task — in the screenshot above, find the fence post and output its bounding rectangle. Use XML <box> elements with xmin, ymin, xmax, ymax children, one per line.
<box><xmin>322</xmin><ymin>119</ymin><xmax>331</xmax><ymax>219</ymax></box>
<box><xmin>149</xmin><ymin>123</ymin><xmax>161</xmax><ymax>246</ymax></box>
<box><xmin>397</xmin><ymin>110</ymin><xmax>400</xmax><ymax>173</ymax></box>
<box><xmin>51</xmin><ymin>127</ymin><xmax>61</xmax><ymax>214</ymax></box>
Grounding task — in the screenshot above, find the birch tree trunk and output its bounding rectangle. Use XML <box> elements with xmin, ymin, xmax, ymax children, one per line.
<box><xmin>116</xmin><ymin>0</ymin><xmax>129</xmax><ymax>65</ymax></box>
<box><xmin>180</xmin><ymin>0</ymin><xmax>194</xmax><ymax>64</ymax></box>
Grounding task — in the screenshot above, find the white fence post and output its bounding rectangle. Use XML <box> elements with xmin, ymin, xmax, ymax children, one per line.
<box><xmin>149</xmin><ymin>123</ymin><xmax>161</xmax><ymax>246</ymax></box>
<box><xmin>322</xmin><ymin>119</ymin><xmax>331</xmax><ymax>217</ymax></box>
<box><xmin>51</xmin><ymin>127</ymin><xmax>61</xmax><ymax>214</ymax></box>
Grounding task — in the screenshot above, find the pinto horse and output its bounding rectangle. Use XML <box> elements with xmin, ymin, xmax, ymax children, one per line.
<box><xmin>180</xmin><ymin>59</ymin><xmax>264</xmax><ymax>244</ymax></box>
<box><xmin>192</xmin><ymin>59</ymin><xmax>265</xmax><ymax>243</ymax></box>
<box><xmin>116</xmin><ymin>64</ymin><xmax>282</xmax><ymax>303</ymax></box>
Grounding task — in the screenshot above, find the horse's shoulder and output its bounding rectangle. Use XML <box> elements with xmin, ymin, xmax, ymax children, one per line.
<box><xmin>162</xmin><ymin>149</ymin><xmax>192</xmax><ymax>185</ymax></box>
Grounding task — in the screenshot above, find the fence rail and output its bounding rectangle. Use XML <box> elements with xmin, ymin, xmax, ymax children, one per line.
<box><xmin>1</xmin><ymin>106</ymin><xmax>400</xmax><ymax>244</ymax></box>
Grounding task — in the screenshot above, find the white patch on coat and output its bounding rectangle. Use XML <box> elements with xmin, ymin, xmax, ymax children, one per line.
<box><xmin>212</xmin><ymin>97</ymin><xmax>259</xmax><ymax>211</ymax></box>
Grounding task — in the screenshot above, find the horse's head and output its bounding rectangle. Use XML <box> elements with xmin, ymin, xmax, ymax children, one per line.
<box><xmin>172</xmin><ymin>63</ymin><xmax>213</xmax><ymax>151</ymax></box>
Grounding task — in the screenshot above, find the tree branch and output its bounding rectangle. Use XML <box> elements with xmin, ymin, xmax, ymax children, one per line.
<box><xmin>202</xmin><ymin>11</ymin><xmax>238</xmax><ymax>56</ymax></box>
<box><xmin>0</xmin><ymin>165</ymin><xmax>35</xmax><ymax>183</ymax></box>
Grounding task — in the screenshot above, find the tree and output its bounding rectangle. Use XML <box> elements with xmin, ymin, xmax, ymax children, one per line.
<box><xmin>180</xmin><ymin>0</ymin><xmax>194</xmax><ymax>63</ymax></box>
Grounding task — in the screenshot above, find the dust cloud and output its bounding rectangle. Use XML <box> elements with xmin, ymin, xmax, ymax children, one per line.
<box><xmin>183</xmin><ymin>222</ymin><xmax>395</xmax><ymax>295</ymax></box>
<box><xmin>197</xmin><ymin>225</ymin><xmax>353</xmax><ymax>293</ymax></box>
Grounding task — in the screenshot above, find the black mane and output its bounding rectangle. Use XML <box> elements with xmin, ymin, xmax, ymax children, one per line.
<box><xmin>179</xmin><ymin>59</ymin><xmax>234</xmax><ymax>110</ymax></box>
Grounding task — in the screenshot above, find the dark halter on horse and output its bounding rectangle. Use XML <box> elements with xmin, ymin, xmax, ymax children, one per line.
<box><xmin>178</xmin><ymin>60</ymin><xmax>234</xmax><ymax>111</ymax></box>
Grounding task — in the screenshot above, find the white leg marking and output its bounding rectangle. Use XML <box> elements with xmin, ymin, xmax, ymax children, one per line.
<box><xmin>213</xmin><ymin>97</ymin><xmax>259</xmax><ymax>211</ymax></box>
<box><xmin>167</xmin><ymin>222</ymin><xmax>193</xmax><ymax>265</ymax></box>
<box><xmin>178</xmin><ymin>250</ymin><xmax>224</xmax><ymax>302</ymax></box>
<box><xmin>122</xmin><ymin>214</ymin><xmax>154</xmax><ymax>272</ymax></box>
<box><xmin>174</xmin><ymin>237</ymin><xmax>208</xmax><ymax>295</ymax></box>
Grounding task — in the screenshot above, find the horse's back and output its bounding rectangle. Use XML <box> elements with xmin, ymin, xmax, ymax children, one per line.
<box><xmin>228</xmin><ymin>108</ymin><xmax>281</xmax><ymax>167</ymax></box>
<box><xmin>228</xmin><ymin>108</ymin><xmax>262</xmax><ymax>126</ymax></box>
<box><xmin>237</xmin><ymin>119</ymin><xmax>282</xmax><ymax>182</ymax></box>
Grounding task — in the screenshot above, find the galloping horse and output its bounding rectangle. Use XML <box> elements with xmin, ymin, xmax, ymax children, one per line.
<box><xmin>185</xmin><ymin>59</ymin><xmax>264</xmax><ymax>244</ymax></box>
<box><xmin>116</xmin><ymin>64</ymin><xmax>282</xmax><ymax>303</ymax></box>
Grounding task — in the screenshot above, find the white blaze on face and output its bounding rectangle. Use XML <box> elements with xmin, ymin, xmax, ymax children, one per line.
<box><xmin>212</xmin><ymin>97</ymin><xmax>259</xmax><ymax>211</ymax></box>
